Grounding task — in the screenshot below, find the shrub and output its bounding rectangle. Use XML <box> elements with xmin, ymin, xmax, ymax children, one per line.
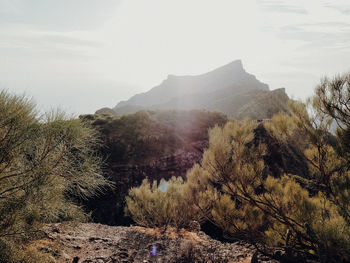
<box><xmin>192</xmin><ymin>116</ymin><xmax>350</xmax><ymax>262</ymax></box>
<box><xmin>0</xmin><ymin>90</ymin><xmax>110</xmax><ymax>261</ymax></box>
<box><xmin>125</xmin><ymin>170</ymin><xmax>216</xmax><ymax>229</ymax></box>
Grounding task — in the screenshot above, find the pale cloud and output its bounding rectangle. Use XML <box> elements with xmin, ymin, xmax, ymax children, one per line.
<box><xmin>323</xmin><ymin>0</ymin><xmax>350</xmax><ymax>15</ymax></box>
<box><xmin>0</xmin><ymin>0</ymin><xmax>121</xmax><ymax>30</ymax></box>
<box><xmin>277</xmin><ymin>23</ymin><xmax>350</xmax><ymax>49</ymax></box>
<box><xmin>257</xmin><ymin>0</ymin><xmax>308</xmax><ymax>14</ymax></box>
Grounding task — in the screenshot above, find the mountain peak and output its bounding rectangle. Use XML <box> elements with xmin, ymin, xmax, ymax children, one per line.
<box><xmin>114</xmin><ymin>60</ymin><xmax>270</xmax><ymax>112</ymax></box>
<box><xmin>205</xmin><ymin>59</ymin><xmax>245</xmax><ymax>76</ymax></box>
<box><xmin>166</xmin><ymin>74</ymin><xmax>177</xmax><ymax>79</ymax></box>
<box><xmin>167</xmin><ymin>60</ymin><xmax>244</xmax><ymax>79</ymax></box>
<box><xmin>220</xmin><ymin>59</ymin><xmax>243</xmax><ymax>69</ymax></box>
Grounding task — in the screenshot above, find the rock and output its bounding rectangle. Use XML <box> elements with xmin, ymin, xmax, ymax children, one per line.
<box><xmin>118</xmin><ymin>251</ymin><xmax>128</xmax><ymax>259</ymax></box>
<box><xmin>62</xmin><ymin>251</ymin><xmax>71</xmax><ymax>260</ymax></box>
<box><xmin>89</xmin><ymin>237</ymin><xmax>101</xmax><ymax>242</ymax></box>
<box><xmin>251</xmin><ymin>252</ymin><xmax>259</xmax><ymax>263</ymax></box>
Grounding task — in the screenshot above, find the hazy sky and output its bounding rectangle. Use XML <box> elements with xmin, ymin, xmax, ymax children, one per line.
<box><xmin>1</xmin><ymin>0</ymin><xmax>350</xmax><ymax>114</ymax></box>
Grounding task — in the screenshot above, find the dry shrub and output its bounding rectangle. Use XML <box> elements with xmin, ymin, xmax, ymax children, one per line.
<box><xmin>125</xmin><ymin>174</ymin><xmax>216</xmax><ymax>229</ymax></box>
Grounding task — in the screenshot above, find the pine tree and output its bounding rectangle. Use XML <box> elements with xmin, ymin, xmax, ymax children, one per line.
<box><xmin>0</xmin><ymin>90</ymin><xmax>109</xmax><ymax>262</ymax></box>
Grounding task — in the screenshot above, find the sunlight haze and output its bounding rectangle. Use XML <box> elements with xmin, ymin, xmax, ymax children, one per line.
<box><xmin>0</xmin><ymin>0</ymin><xmax>349</xmax><ymax>113</ymax></box>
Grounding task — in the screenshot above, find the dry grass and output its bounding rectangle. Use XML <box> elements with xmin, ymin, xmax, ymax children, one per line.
<box><xmin>228</xmin><ymin>258</ymin><xmax>252</xmax><ymax>263</ymax></box>
<box><xmin>134</xmin><ymin>226</ymin><xmax>208</xmax><ymax>243</ymax></box>
<box><xmin>25</xmin><ymin>235</ymin><xmax>63</xmax><ymax>262</ymax></box>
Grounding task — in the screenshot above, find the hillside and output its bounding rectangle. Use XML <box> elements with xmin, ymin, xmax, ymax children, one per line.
<box><xmin>80</xmin><ymin>110</ymin><xmax>228</xmax><ymax>225</ymax></box>
<box><xmin>111</xmin><ymin>60</ymin><xmax>288</xmax><ymax>119</ymax></box>
<box><xmin>79</xmin><ymin>110</ymin><xmax>308</xmax><ymax>227</ymax></box>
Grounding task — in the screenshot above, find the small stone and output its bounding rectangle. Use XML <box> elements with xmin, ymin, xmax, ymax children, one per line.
<box><xmin>118</xmin><ymin>251</ymin><xmax>129</xmax><ymax>259</ymax></box>
<box><xmin>89</xmin><ymin>237</ymin><xmax>100</xmax><ymax>242</ymax></box>
<box><xmin>52</xmin><ymin>227</ymin><xmax>60</xmax><ymax>233</ymax></box>
<box><xmin>62</xmin><ymin>252</ymin><xmax>71</xmax><ymax>260</ymax></box>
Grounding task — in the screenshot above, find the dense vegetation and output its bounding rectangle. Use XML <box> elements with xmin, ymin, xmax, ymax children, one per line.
<box><xmin>126</xmin><ymin>73</ymin><xmax>350</xmax><ymax>263</ymax></box>
<box><xmin>83</xmin><ymin>108</ymin><xmax>308</xmax><ymax>227</ymax></box>
<box><xmin>83</xmin><ymin>109</ymin><xmax>228</xmax><ymax>165</ymax></box>
<box><xmin>80</xmin><ymin>110</ymin><xmax>227</xmax><ymax>225</ymax></box>
<box><xmin>0</xmin><ymin>91</ymin><xmax>109</xmax><ymax>262</ymax></box>
<box><xmin>126</xmin><ymin>167</ymin><xmax>216</xmax><ymax>229</ymax></box>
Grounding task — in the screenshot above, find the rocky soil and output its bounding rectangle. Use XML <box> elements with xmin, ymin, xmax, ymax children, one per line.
<box><xmin>35</xmin><ymin>223</ymin><xmax>276</xmax><ymax>263</ymax></box>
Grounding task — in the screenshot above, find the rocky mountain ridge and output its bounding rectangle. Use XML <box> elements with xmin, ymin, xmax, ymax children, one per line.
<box><xmin>110</xmin><ymin>60</ymin><xmax>288</xmax><ymax>119</ymax></box>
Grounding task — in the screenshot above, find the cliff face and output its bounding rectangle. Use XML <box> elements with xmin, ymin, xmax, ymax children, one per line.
<box><xmin>112</xmin><ymin>60</ymin><xmax>286</xmax><ymax>119</ymax></box>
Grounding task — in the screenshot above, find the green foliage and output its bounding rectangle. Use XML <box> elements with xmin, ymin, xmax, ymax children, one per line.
<box><xmin>0</xmin><ymin>238</ymin><xmax>56</xmax><ymax>263</ymax></box>
<box><xmin>199</xmin><ymin>120</ymin><xmax>266</xmax><ymax>239</ymax></box>
<box><xmin>265</xmin><ymin>83</ymin><xmax>350</xmax><ymax>227</ymax></box>
<box><xmin>125</xmin><ymin>168</ymin><xmax>216</xmax><ymax>229</ymax></box>
<box><xmin>193</xmin><ymin>107</ymin><xmax>350</xmax><ymax>261</ymax></box>
<box><xmin>336</xmin><ymin>126</ymin><xmax>350</xmax><ymax>158</ymax></box>
<box><xmin>314</xmin><ymin>73</ymin><xmax>350</xmax><ymax>127</ymax></box>
<box><xmin>0</xmin><ymin>90</ymin><xmax>109</xmax><ymax>261</ymax></box>
<box><xmin>202</xmin><ymin>120</ymin><xmax>265</xmax><ymax>194</ymax></box>
<box><xmin>81</xmin><ymin>109</ymin><xmax>227</xmax><ymax>165</ymax></box>
<box><xmin>211</xmin><ymin>194</ymin><xmax>264</xmax><ymax>240</ymax></box>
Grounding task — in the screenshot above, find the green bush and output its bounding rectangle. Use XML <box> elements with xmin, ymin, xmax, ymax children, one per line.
<box><xmin>0</xmin><ymin>90</ymin><xmax>110</xmax><ymax>261</ymax></box>
<box><xmin>193</xmin><ymin>117</ymin><xmax>350</xmax><ymax>262</ymax></box>
<box><xmin>125</xmin><ymin>167</ymin><xmax>216</xmax><ymax>229</ymax></box>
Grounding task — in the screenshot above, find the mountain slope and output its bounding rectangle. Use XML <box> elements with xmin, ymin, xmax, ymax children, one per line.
<box><xmin>112</xmin><ymin>60</ymin><xmax>282</xmax><ymax>118</ymax></box>
<box><xmin>145</xmin><ymin>87</ymin><xmax>289</xmax><ymax>119</ymax></box>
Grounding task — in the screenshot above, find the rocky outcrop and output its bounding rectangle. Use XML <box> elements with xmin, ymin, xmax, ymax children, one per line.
<box><xmin>95</xmin><ymin>107</ymin><xmax>118</xmax><ymax>116</ymax></box>
<box><xmin>112</xmin><ymin>60</ymin><xmax>289</xmax><ymax>119</ymax></box>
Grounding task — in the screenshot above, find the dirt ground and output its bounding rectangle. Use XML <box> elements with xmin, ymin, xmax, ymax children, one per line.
<box><xmin>32</xmin><ymin>223</ymin><xmax>272</xmax><ymax>263</ymax></box>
